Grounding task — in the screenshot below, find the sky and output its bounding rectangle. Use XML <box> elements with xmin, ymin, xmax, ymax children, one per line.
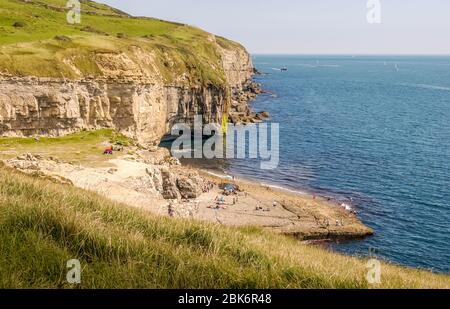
<box><xmin>97</xmin><ymin>0</ymin><xmax>450</xmax><ymax>55</ymax></box>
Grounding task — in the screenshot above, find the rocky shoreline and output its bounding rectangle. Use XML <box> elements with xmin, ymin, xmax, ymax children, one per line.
<box><xmin>229</xmin><ymin>80</ymin><xmax>271</xmax><ymax>125</ymax></box>
<box><xmin>0</xmin><ymin>60</ymin><xmax>371</xmax><ymax>242</ymax></box>
<box><xmin>3</xmin><ymin>148</ymin><xmax>374</xmax><ymax>242</ymax></box>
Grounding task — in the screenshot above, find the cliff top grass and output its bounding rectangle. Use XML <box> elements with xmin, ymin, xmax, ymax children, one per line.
<box><xmin>0</xmin><ymin>129</ymin><xmax>133</xmax><ymax>166</ymax></box>
<box><xmin>0</xmin><ymin>163</ymin><xmax>449</xmax><ymax>288</ymax></box>
<box><xmin>0</xmin><ymin>0</ymin><xmax>240</xmax><ymax>86</ymax></box>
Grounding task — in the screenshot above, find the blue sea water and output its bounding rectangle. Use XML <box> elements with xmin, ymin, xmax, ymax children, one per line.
<box><xmin>245</xmin><ymin>55</ymin><xmax>450</xmax><ymax>273</ymax></box>
<box><xmin>174</xmin><ymin>55</ymin><xmax>450</xmax><ymax>273</ymax></box>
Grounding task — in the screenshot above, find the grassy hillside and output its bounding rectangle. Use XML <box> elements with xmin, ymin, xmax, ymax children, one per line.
<box><xmin>0</xmin><ymin>164</ymin><xmax>449</xmax><ymax>288</ymax></box>
<box><xmin>0</xmin><ymin>0</ymin><xmax>240</xmax><ymax>86</ymax></box>
<box><xmin>0</xmin><ymin>129</ymin><xmax>133</xmax><ymax>166</ymax></box>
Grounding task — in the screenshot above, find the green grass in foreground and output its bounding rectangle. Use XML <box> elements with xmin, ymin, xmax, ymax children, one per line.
<box><xmin>0</xmin><ymin>165</ymin><xmax>449</xmax><ymax>288</ymax></box>
<box><xmin>0</xmin><ymin>129</ymin><xmax>133</xmax><ymax>166</ymax></box>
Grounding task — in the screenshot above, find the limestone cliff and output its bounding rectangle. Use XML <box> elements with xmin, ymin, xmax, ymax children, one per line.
<box><xmin>0</xmin><ymin>39</ymin><xmax>255</xmax><ymax>144</ymax></box>
<box><xmin>0</xmin><ymin>0</ymin><xmax>260</xmax><ymax>144</ymax></box>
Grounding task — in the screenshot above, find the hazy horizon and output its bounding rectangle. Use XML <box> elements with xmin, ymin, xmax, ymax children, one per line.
<box><xmin>97</xmin><ymin>0</ymin><xmax>450</xmax><ymax>55</ymax></box>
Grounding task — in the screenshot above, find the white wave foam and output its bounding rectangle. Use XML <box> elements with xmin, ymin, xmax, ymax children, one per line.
<box><xmin>259</xmin><ymin>183</ymin><xmax>309</xmax><ymax>196</ymax></box>
<box><xmin>340</xmin><ymin>203</ymin><xmax>353</xmax><ymax>212</ymax></box>
<box><xmin>171</xmin><ymin>149</ymin><xmax>192</xmax><ymax>155</ymax></box>
<box><xmin>402</xmin><ymin>83</ymin><xmax>450</xmax><ymax>91</ymax></box>
<box><xmin>416</xmin><ymin>84</ymin><xmax>450</xmax><ymax>91</ymax></box>
<box><xmin>203</xmin><ymin>170</ymin><xmax>233</xmax><ymax>180</ymax></box>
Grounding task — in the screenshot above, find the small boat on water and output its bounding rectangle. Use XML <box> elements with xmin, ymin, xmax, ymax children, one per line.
<box><xmin>280</xmin><ymin>67</ymin><xmax>288</xmax><ymax>72</ymax></box>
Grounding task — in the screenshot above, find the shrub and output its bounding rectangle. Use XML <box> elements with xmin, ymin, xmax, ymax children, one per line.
<box><xmin>12</xmin><ymin>21</ymin><xmax>26</xmax><ymax>28</ymax></box>
<box><xmin>54</xmin><ymin>35</ymin><xmax>72</xmax><ymax>42</ymax></box>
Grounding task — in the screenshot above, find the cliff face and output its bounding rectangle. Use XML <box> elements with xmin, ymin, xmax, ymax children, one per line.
<box><xmin>0</xmin><ymin>43</ymin><xmax>254</xmax><ymax>144</ymax></box>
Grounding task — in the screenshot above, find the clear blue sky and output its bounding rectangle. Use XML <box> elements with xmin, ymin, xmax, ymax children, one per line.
<box><xmin>98</xmin><ymin>0</ymin><xmax>450</xmax><ymax>55</ymax></box>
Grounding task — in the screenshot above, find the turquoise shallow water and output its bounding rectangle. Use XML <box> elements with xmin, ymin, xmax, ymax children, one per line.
<box><xmin>172</xmin><ymin>55</ymin><xmax>450</xmax><ymax>273</ymax></box>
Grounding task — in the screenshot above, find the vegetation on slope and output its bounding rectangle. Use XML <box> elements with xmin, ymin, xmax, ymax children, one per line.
<box><xmin>0</xmin><ymin>165</ymin><xmax>449</xmax><ymax>288</ymax></box>
<box><xmin>0</xmin><ymin>0</ymin><xmax>240</xmax><ymax>86</ymax></box>
<box><xmin>0</xmin><ymin>129</ymin><xmax>133</xmax><ymax>166</ymax></box>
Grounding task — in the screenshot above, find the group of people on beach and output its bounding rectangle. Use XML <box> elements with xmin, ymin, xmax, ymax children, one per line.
<box><xmin>208</xmin><ymin>183</ymin><xmax>241</xmax><ymax>210</ymax></box>
<box><xmin>103</xmin><ymin>144</ymin><xmax>124</xmax><ymax>156</ymax></box>
<box><xmin>202</xmin><ymin>181</ymin><xmax>214</xmax><ymax>193</ymax></box>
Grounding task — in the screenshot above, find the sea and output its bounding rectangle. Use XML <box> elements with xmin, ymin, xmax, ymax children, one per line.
<box><xmin>170</xmin><ymin>55</ymin><xmax>450</xmax><ymax>273</ymax></box>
